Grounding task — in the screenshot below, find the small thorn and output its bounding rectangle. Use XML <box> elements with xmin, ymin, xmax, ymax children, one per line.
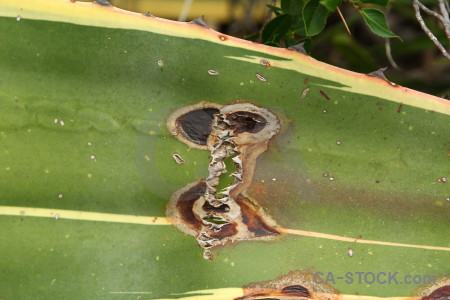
<box><xmin>190</xmin><ymin>16</ymin><xmax>208</xmax><ymax>28</ymax></box>
<box><xmin>94</xmin><ymin>0</ymin><xmax>112</xmax><ymax>6</ymax></box>
<box><xmin>143</xmin><ymin>12</ymin><xmax>153</xmax><ymax>17</ymax></box>
<box><xmin>288</xmin><ymin>42</ymin><xmax>307</xmax><ymax>55</ymax></box>
<box><xmin>367</xmin><ymin>67</ymin><xmax>389</xmax><ymax>81</ymax></box>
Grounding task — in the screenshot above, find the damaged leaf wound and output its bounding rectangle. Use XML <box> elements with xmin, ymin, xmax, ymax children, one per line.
<box><xmin>235</xmin><ymin>271</ymin><xmax>339</xmax><ymax>300</ymax></box>
<box><xmin>176</xmin><ymin>107</ymin><xmax>220</xmax><ymax>145</ymax></box>
<box><xmin>416</xmin><ymin>276</ymin><xmax>450</xmax><ymax>300</ymax></box>
<box><xmin>281</xmin><ymin>284</ymin><xmax>311</xmax><ymax>297</ymax></box>
<box><xmin>226</xmin><ymin>111</ymin><xmax>267</xmax><ymax>134</ymax></box>
<box><xmin>166</xmin><ymin>102</ymin><xmax>281</xmax><ymax>254</ymax></box>
<box><xmin>422</xmin><ymin>285</ymin><xmax>450</xmax><ymax>300</ymax></box>
<box><xmin>166</xmin><ymin>102</ymin><xmax>221</xmax><ymax>149</ymax></box>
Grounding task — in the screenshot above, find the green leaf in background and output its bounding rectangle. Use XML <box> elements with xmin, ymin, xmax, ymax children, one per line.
<box><xmin>331</xmin><ymin>33</ymin><xmax>379</xmax><ymax>72</ymax></box>
<box><xmin>281</xmin><ymin>0</ymin><xmax>304</xmax><ymax>15</ymax></box>
<box><xmin>263</xmin><ymin>40</ymin><xmax>281</xmax><ymax>47</ymax></box>
<box><xmin>293</xmin><ymin>12</ymin><xmax>307</xmax><ymax>36</ymax></box>
<box><xmin>359</xmin><ymin>0</ymin><xmax>389</xmax><ymax>6</ymax></box>
<box><xmin>320</xmin><ymin>0</ymin><xmax>342</xmax><ymax>12</ymax></box>
<box><xmin>360</xmin><ymin>8</ymin><xmax>400</xmax><ymax>39</ymax></box>
<box><xmin>303</xmin><ymin>0</ymin><xmax>329</xmax><ymax>36</ymax></box>
<box><xmin>266</xmin><ymin>4</ymin><xmax>283</xmax><ymax>16</ymax></box>
<box><xmin>261</xmin><ymin>14</ymin><xmax>293</xmax><ymax>43</ymax></box>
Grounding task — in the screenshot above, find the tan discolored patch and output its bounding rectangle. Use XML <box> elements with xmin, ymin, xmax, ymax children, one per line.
<box><xmin>235</xmin><ymin>271</ymin><xmax>339</xmax><ymax>300</ymax></box>
<box><xmin>166</xmin><ymin>102</ymin><xmax>281</xmax><ymax>254</ymax></box>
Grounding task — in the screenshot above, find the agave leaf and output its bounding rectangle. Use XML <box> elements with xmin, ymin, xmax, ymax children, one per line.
<box><xmin>0</xmin><ymin>1</ymin><xmax>449</xmax><ymax>299</ymax></box>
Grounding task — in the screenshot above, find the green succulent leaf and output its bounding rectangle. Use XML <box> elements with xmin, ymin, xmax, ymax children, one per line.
<box><xmin>303</xmin><ymin>0</ymin><xmax>329</xmax><ymax>36</ymax></box>
<box><xmin>266</xmin><ymin>4</ymin><xmax>283</xmax><ymax>16</ymax></box>
<box><xmin>0</xmin><ymin>1</ymin><xmax>448</xmax><ymax>299</ymax></box>
<box><xmin>360</xmin><ymin>8</ymin><xmax>400</xmax><ymax>39</ymax></box>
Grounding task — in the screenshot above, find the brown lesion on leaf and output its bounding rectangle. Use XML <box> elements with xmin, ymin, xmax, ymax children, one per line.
<box><xmin>166</xmin><ymin>180</ymin><xmax>280</xmax><ymax>248</ymax></box>
<box><xmin>235</xmin><ymin>271</ymin><xmax>339</xmax><ymax>300</ymax></box>
<box><xmin>166</xmin><ymin>181</ymin><xmax>205</xmax><ymax>235</ymax></box>
<box><xmin>260</xmin><ymin>59</ymin><xmax>271</xmax><ymax>69</ymax></box>
<box><xmin>239</xmin><ymin>195</ymin><xmax>279</xmax><ymax>237</ymax></box>
<box><xmin>415</xmin><ymin>276</ymin><xmax>450</xmax><ymax>300</ymax></box>
<box><xmin>319</xmin><ymin>90</ymin><xmax>330</xmax><ymax>101</ymax></box>
<box><xmin>166</xmin><ymin>102</ymin><xmax>282</xmax><ymax>253</ymax></box>
<box><xmin>166</xmin><ymin>102</ymin><xmax>221</xmax><ymax>150</ymax></box>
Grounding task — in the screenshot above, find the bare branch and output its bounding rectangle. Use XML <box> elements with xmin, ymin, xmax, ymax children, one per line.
<box><xmin>337</xmin><ymin>6</ymin><xmax>352</xmax><ymax>36</ymax></box>
<box><xmin>385</xmin><ymin>38</ymin><xmax>401</xmax><ymax>70</ymax></box>
<box><xmin>263</xmin><ymin>0</ymin><xmax>277</xmax><ymax>27</ymax></box>
<box><xmin>416</xmin><ymin>0</ymin><xmax>450</xmax><ymax>41</ymax></box>
<box><xmin>257</xmin><ymin>0</ymin><xmax>277</xmax><ymax>43</ymax></box>
<box><xmin>445</xmin><ymin>0</ymin><xmax>450</xmax><ymax>15</ymax></box>
<box><xmin>178</xmin><ymin>0</ymin><xmax>194</xmax><ymax>22</ymax></box>
<box><xmin>438</xmin><ymin>0</ymin><xmax>449</xmax><ymax>22</ymax></box>
<box><xmin>413</xmin><ymin>0</ymin><xmax>450</xmax><ymax>61</ymax></box>
<box><xmin>384</xmin><ymin>5</ymin><xmax>400</xmax><ymax>70</ymax></box>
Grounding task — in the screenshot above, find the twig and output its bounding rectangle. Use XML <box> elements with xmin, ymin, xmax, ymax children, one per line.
<box><xmin>444</xmin><ymin>0</ymin><xmax>450</xmax><ymax>15</ymax></box>
<box><xmin>243</xmin><ymin>0</ymin><xmax>257</xmax><ymax>29</ymax></box>
<box><xmin>438</xmin><ymin>0</ymin><xmax>449</xmax><ymax>23</ymax></box>
<box><xmin>337</xmin><ymin>6</ymin><xmax>352</xmax><ymax>35</ymax></box>
<box><xmin>385</xmin><ymin>38</ymin><xmax>401</xmax><ymax>70</ymax></box>
<box><xmin>263</xmin><ymin>0</ymin><xmax>277</xmax><ymax>26</ymax></box>
<box><xmin>384</xmin><ymin>5</ymin><xmax>400</xmax><ymax>70</ymax></box>
<box><xmin>416</xmin><ymin>0</ymin><xmax>450</xmax><ymax>41</ymax></box>
<box><xmin>413</xmin><ymin>0</ymin><xmax>450</xmax><ymax>61</ymax></box>
<box><xmin>178</xmin><ymin>0</ymin><xmax>194</xmax><ymax>22</ymax></box>
<box><xmin>257</xmin><ymin>0</ymin><xmax>277</xmax><ymax>43</ymax></box>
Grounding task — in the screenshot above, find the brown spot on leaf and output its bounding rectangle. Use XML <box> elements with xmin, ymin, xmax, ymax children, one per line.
<box><xmin>176</xmin><ymin>107</ymin><xmax>220</xmax><ymax>145</ymax></box>
<box><xmin>167</xmin><ymin>180</ymin><xmax>281</xmax><ymax>248</ymax></box>
<box><xmin>202</xmin><ymin>201</ymin><xmax>230</xmax><ymax>213</ymax></box>
<box><xmin>236</xmin><ymin>271</ymin><xmax>339</xmax><ymax>300</ymax></box>
<box><xmin>415</xmin><ymin>276</ymin><xmax>450</xmax><ymax>300</ymax></box>
<box><xmin>170</xmin><ymin>181</ymin><xmax>206</xmax><ymax>232</ymax></box>
<box><xmin>167</xmin><ymin>102</ymin><xmax>281</xmax><ymax>252</ymax></box>
<box><xmin>240</xmin><ymin>197</ymin><xmax>279</xmax><ymax>237</ymax></box>
<box><xmin>209</xmin><ymin>223</ymin><xmax>238</xmax><ymax>240</ymax></box>
<box><xmin>320</xmin><ymin>90</ymin><xmax>330</xmax><ymax>100</ymax></box>
<box><xmin>423</xmin><ymin>285</ymin><xmax>450</xmax><ymax>300</ymax></box>
<box><xmin>281</xmin><ymin>285</ymin><xmax>311</xmax><ymax>297</ymax></box>
<box><xmin>218</xmin><ymin>35</ymin><xmax>227</xmax><ymax>41</ymax></box>
<box><xmin>260</xmin><ymin>59</ymin><xmax>271</xmax><ymax>68</ymax></box>
<box><xmin>226</xmin><ymin>111</ymin><xmax>267</xmax><ymax>134</ymax></box>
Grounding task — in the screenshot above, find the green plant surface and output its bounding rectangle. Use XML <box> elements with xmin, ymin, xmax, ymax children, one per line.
<box><xmin>0</xmin><ymin>1</ymin><xmax>449</xmax><ymax>299</ymax></box>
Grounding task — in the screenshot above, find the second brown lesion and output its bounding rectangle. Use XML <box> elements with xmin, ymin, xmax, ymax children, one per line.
<box><xmin>167</xmin><ymin>180</ymin><xmax>280</xmax><ymax>248</ymax></box>
<box><xmin>235</xmin><ymin>271</ymin><xmax>339</xmax><ymax>300</ymax></box>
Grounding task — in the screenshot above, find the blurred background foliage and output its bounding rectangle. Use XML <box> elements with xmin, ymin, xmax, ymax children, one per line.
<box><xmin>80</xmin><ymin>0</ymin><xmax>450</xmax><ymax>97</ymax></box>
